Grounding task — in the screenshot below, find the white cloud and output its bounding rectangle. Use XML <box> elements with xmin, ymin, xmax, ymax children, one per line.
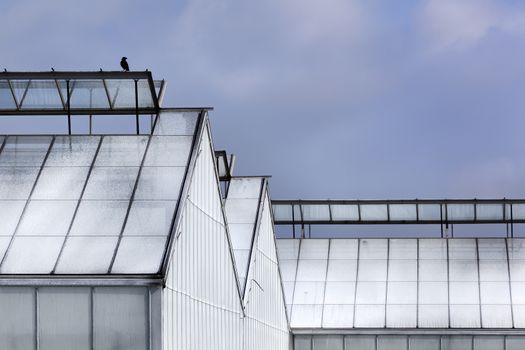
<box><xmin>418</xmin><ymin>0</ymin><xmax>525</xmax><ymax>52</ymax></box>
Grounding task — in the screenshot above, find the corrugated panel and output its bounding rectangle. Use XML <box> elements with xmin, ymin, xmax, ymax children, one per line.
<box><xmin>163</xmin><ymin>123</ymin><xmax>243</xmax><ymax>350</ymax></box>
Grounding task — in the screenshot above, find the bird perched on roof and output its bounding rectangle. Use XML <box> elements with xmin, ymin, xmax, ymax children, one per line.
<box><xmin>120</xmin><ymin>57</ymin><xmax>130</xmax><ymax>72</ymax></box>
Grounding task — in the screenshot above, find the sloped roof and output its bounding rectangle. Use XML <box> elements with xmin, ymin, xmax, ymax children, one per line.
<box><xmin>277</xmin><ymin>237</ymin><xmax>525</xmax><ymax>329</ymax></box>
<box><xmin>0</xmin><ymin>111</ymin><xmax>201</xmax><ymax>275</ymax></box>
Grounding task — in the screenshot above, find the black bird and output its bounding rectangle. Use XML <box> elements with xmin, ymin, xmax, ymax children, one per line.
<box><xmin>120</xmin><ymin>57</ymin><xmax>130</xmax><ymax>72</ymax></box>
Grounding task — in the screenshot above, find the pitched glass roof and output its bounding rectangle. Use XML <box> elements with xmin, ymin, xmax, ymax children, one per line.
<box><xmin>0</xmin><ymin>72</ymin><xmax>160</xmax><ymax>115</ymax></box>
<box><xmin>277</xmin><ymin>238</ymin><xmax>525</xmax><ymax>329</ymax></box>
<box><xmin>0</xmin><ymin>111</ymin><xmax>200</xmax><ymax>275</ymax></box>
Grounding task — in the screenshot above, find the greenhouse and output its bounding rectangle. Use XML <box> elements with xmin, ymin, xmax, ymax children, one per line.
<box><xmin>0</xmin><ymin>71</ymin><xmax>524</xmax><ymax>350</ymax></box>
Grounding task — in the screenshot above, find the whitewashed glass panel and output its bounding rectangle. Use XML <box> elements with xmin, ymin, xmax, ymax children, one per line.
<box><xmin>276</xmin><ymin>239</ymin><xmax>300</xmax><ymax>260</ymax></box>
<box><xmin>449</xmin><ymin>305</ymin><xmax>480</xmax><ymax>328</ymax></box>
<box><xmin>359</xmin><ymin>239</ymin><xmax>388</xmax><ymax>259</ymax></box>
<box><xmin>481</xmin><ymin>305</ymin><xmax>512</xmax><ymax>328</ymax></box>
<box><xmin>419</xmin><ymin>260</ymin><xmax>448</xmax><ymax>281</ymax></box>
<box><xmin>386</xmin><ymin>305</ymin><xmax>416</xmax><ymax>328</ymax></box>
<box><xmin>508</xmin><ymin>239</ymin><xmax>525</xmax><ymax>259</ymax></box>
<box><xmin>32</xmin><ymin>166</ymin><xmax>89</xmax><ymax>200</ymax></box>
<box><xmin>70</xmin><ymin>201</ymin><xmax>129</xmax><ymax>236</ymax></box>
<box><xmin>477</xmin><ymin>239</ymin><xmax>507</xmax><ymax>259</ymax></box>
<box><xmin>296</xmin><ymin>259</ymin><xmax>327</xmax><ymax>281</ymax></box>
<box><xmin>0</xmin><ymin>136</ymin><xmax>51</xmax><ymax>166</ymax></box>
<box><xmin>476</xmin><ymin>204</ymin><xmax>503</xmax><ymax>220</ymax></box>
<box><xmin>322</xmin><ymin>305</ymin><xmax>353</xmax><ymax>328</ymax></box>
<box><xmin>111</xmin><ymin>236</ymin><xmax>167</xmax><ymax>273</ymax></box>
<box><xmin>123</xmin><ymin>200</ymin><xmax>176</xmax><ymax>236</ymax></box>
<box><xmin>355</xmin><ymin>282</ymin><xmax>386</xmax><ymax>304</ymax></box>
<box><xmin>419</xmin><ymin>282</ymin><xmax>448</xmax><ymax>304</ymax></box>
<box><xmin>300</xmin><ymin>239</ymin><xmax>329</xmax><ymax>259</ymax></box>
<box><xmin>273</xmin><ymin>205</ymin><xmax>292</xmax><ymax>222</ymax></box>
<box><xmin>354</xmin><ymin>305</ymin><xmax>385</xmax><ymax>327</ymax></box>
<box><xmin>447</xmin><ymin>204</ymin><xmax>474</xmax><ymax>220</ymax></box>
<box><xmin>418</xmin><ymin>305</ymin><xmax>448</xmax><ymax>328</ymax></box>
<box><xmin>479</xmin><ymin>260</ymin><xmax>509</xmax><ymax>281</ymax></box>
<box><xmin>293</xmin><ymin>282</ymin><xmax>325</xmax><ymax>304</ymax></box>
<box><xmin>224</xmin><ymin>198</ymin><xmax>259</xmax><ymax>224</ymax></box>
<box><xmin>46</xmin><ymin>136</ymin><xmax>99</xmax><ymax>166</ymax></box>
<box><xmin>449</xmin><ymin>260</ymin><xmax>478</xmax><ymax>281</ymax></box>
<box><xmin>17</xmin><ymin>200</ymin><xmax>77</xmax><ymax>236</ymax></box>
<box><xmin>144</xmin><ymin>136</ymin><xmax>193</xmax><ymax>166</ymax></box>
<box><xmin>513</xmin><ymin>305</ymin><xmax>525</xmax><ymax>328</ymax></box>
<box><xmin>324</xmin><ymin>282</ymin><xmax>355</xmax><ymax>304</ymax></box>
<box><xmin>329</xmin><ymin>239</ymin><xmax>358</xmax><ymax>259</ymax></box>
<box><xmin>278</xmin><ymin>260</ymin><xmax>298</xmax><ymax>281</ymax></box>
<box><xmin>449</xmin><ymin>282</ymin><xmax>479</xmax><ymax>304</ymax></box>
<box><xmin>419</xmin><ymin>239</ymin><xmax>447</xmax><ymax>259</ymax></box>
<box><xmin>0</xmin><ymin>200</ymin><xmax>25</xmax><ymax>236</ymax></box>
<box><xmin>135</xmin><ymin>166</ymin><xmax>186</xmax><ymax>200</ymax></box>
<box><xmin>389</xmin><ymin>239</ymin><xmax>417</xmax><ymax>259</ymax></box>
<box><xmin>479</xmin><ymin>282</ymin><xmax>510</xmax><ymax>304</ymax></box>
<box><xmin>0</xmin><ymin>167</ymin><xmax>40</xmax><ymax>199</ymax></box>
<box><xmin>83</xmin><ymin>167</ymin><xmax>139</xmax><ymax>200</ymax></box>
<box><xmin>387</xmin><ymin>282</ymin><xmax>417</xmax><ymax>304</ymax></box>
<box><xmin>290</xmin><ymin>305</ymin><xmax>322</xmax><ymax>328</ymax></box>
<box><xmin>1</xmin><ymin>236</ymin><xmax>63</xmax><ymax>273</ymax></box>
<box><xmin>95</xmin><ymin>136</ymin><xmax>148</xmax><ymax>166</ymax></box>
<box><xmin>388</xmin><ymin>260</ymin><xmax>417</xmax><ymax>281</ymax></box>
<box><xmin>448</xmin><ymin>239</ymin><xmax>477</xmax><ymax>259</ymax></box>
<box><xmin>358</xmin><ymin>260</ymin><xmax>387</xmax><ymax>281</ymax></box>
<box><xmin>55</xmin><ymin>236</ymin><xmax>118</xmax><ymax>274</ymax></box>
<box><xmin>360</xmin><ymin>204</ymin><xmax>387</xmax><ymax>221</ymax></box>
<box><xmin>511</xmin><ymin>282</ymin><xmax>525</xmax><ymax>303</ymax></box>
<box><xmin>226</xmin><ymin>178</ymin><xmax>262</xmax><ymax>199</ymax></box>
<box><xmin>301</xmin><ymin>204</ymin><xmax>330</xmax><ymax>221</ymax></box>
<box><xmin>153</xmin><ymin>111</ymin><xmax>198</xmax><ymax>136</ymax></box>
<box><xmin>330</xmin><ymin>204</ymin><xmax>359</xmax><ymax>221</ymax></box>
<box><xmin>326</xmin><ymin>259</ymin><xmax>357</xmax><ymax>281</ymax></box>
<box><xmin>389</xmin><ymin>204</ymin><xmax>417</xmax><ymax>221</ymax></box>
<box><xmin>418</xmin><ymin>204</ymin><xmax>441</xmax><ymax>221</ymax></box>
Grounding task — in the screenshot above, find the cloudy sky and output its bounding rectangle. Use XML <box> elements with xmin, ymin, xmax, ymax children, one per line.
<box><xmin>2</xmin><ymin>0</ymin><xmax>525</xmax><ymax>200</ymax></box>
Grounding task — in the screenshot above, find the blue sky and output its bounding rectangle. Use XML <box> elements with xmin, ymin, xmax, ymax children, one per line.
<box><xmin>2</xmin><ymin>0</ymin><xmax>525</xmax><ymax>199</ymax></box>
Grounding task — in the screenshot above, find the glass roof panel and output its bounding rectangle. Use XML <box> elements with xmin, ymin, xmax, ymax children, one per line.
<box><xmin>122</xmin><ymin>201</ymin><xmax>177</xmax><ymax>236</ymax></box>
<box><xmin>1</xmin><ymin>236</ymin><xmax>64</xmax><ymax>273</ymax></box>
<box><xmin>0</xmin><ymin>167</ymin><xmax>41</xmax><ymax>199</ymax></box>
<box><xmin>69</xmin><ymin>201</ymin><xmax>129</xmax><ymax>236</ymax></box>
<box><xmin>46</xmin><ymin>136</ymin><xmax>100</xmax><ymax>166</ymax></box>
<box><xmin>83</xmin><ymin>167</ymin><xmax>139</xmax><ymax>200</ymax></box>
<box><xmin>111</xmin><ymin>236</ymin><xmax>167</xmax><ymax>273</ymax></box>
<box><xmin>0</xmin><ymin>80</ymin><xmax>16</xmax><ymax>110</ymax></box>
<box><xmin>68</xmin><ymin>80</ymin><xmax>110</xmax><ymax>109</ymax></box>
<box><xmin>16</xmin><ymin>200</ymin><xmax>77</xmax><ymax>236</ymax></box>
<box><xmin>21</xmin><ymin>80</ymin><xmax>63</xmax><ymax>109</ymax></box>
<box><xmin>55</xmin><ymin>236</ymin><xmax>118</xmax><ymax>274</ymax></box>
<box><xmin>95</xmin><ymin>136</ymin><xmax>148</xmax><ymax>167</ymax></box>
<box><xmin>9</xmin><ymin>80</ymin><xmax>30</xmax><ymax>105</ymax></box>
<box><xmin>0</xmin><ymin>73</ymin><xmax>159</xmax><ymax>113</ymax></box>
<box><xmin>153</xmin><ymin>111</ymin><xmax>198</xmax><ymax>136</ymax></box>
<box><xmin>0</xmin><ymin>136</ymin><xmax>52</xmax><ymax>167</ymax></box>
<box><xmin>144</xmin><ymin>136</ymin><xmax>193</xmax><ymax>167</ymax></box>
<box><xmin>134</xmin><ymin>166</ymin><xmax>185</xmax><ymax>200</ymax></box>
<box><xmin>32</xmin><ymin>166</ymin><xmax>89</xmax><ymax>200</ymax></box>
<box><xmin>0</xmin><ymin>200</ymin><xmax>26</xmax><ymax>236</ymax></box>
